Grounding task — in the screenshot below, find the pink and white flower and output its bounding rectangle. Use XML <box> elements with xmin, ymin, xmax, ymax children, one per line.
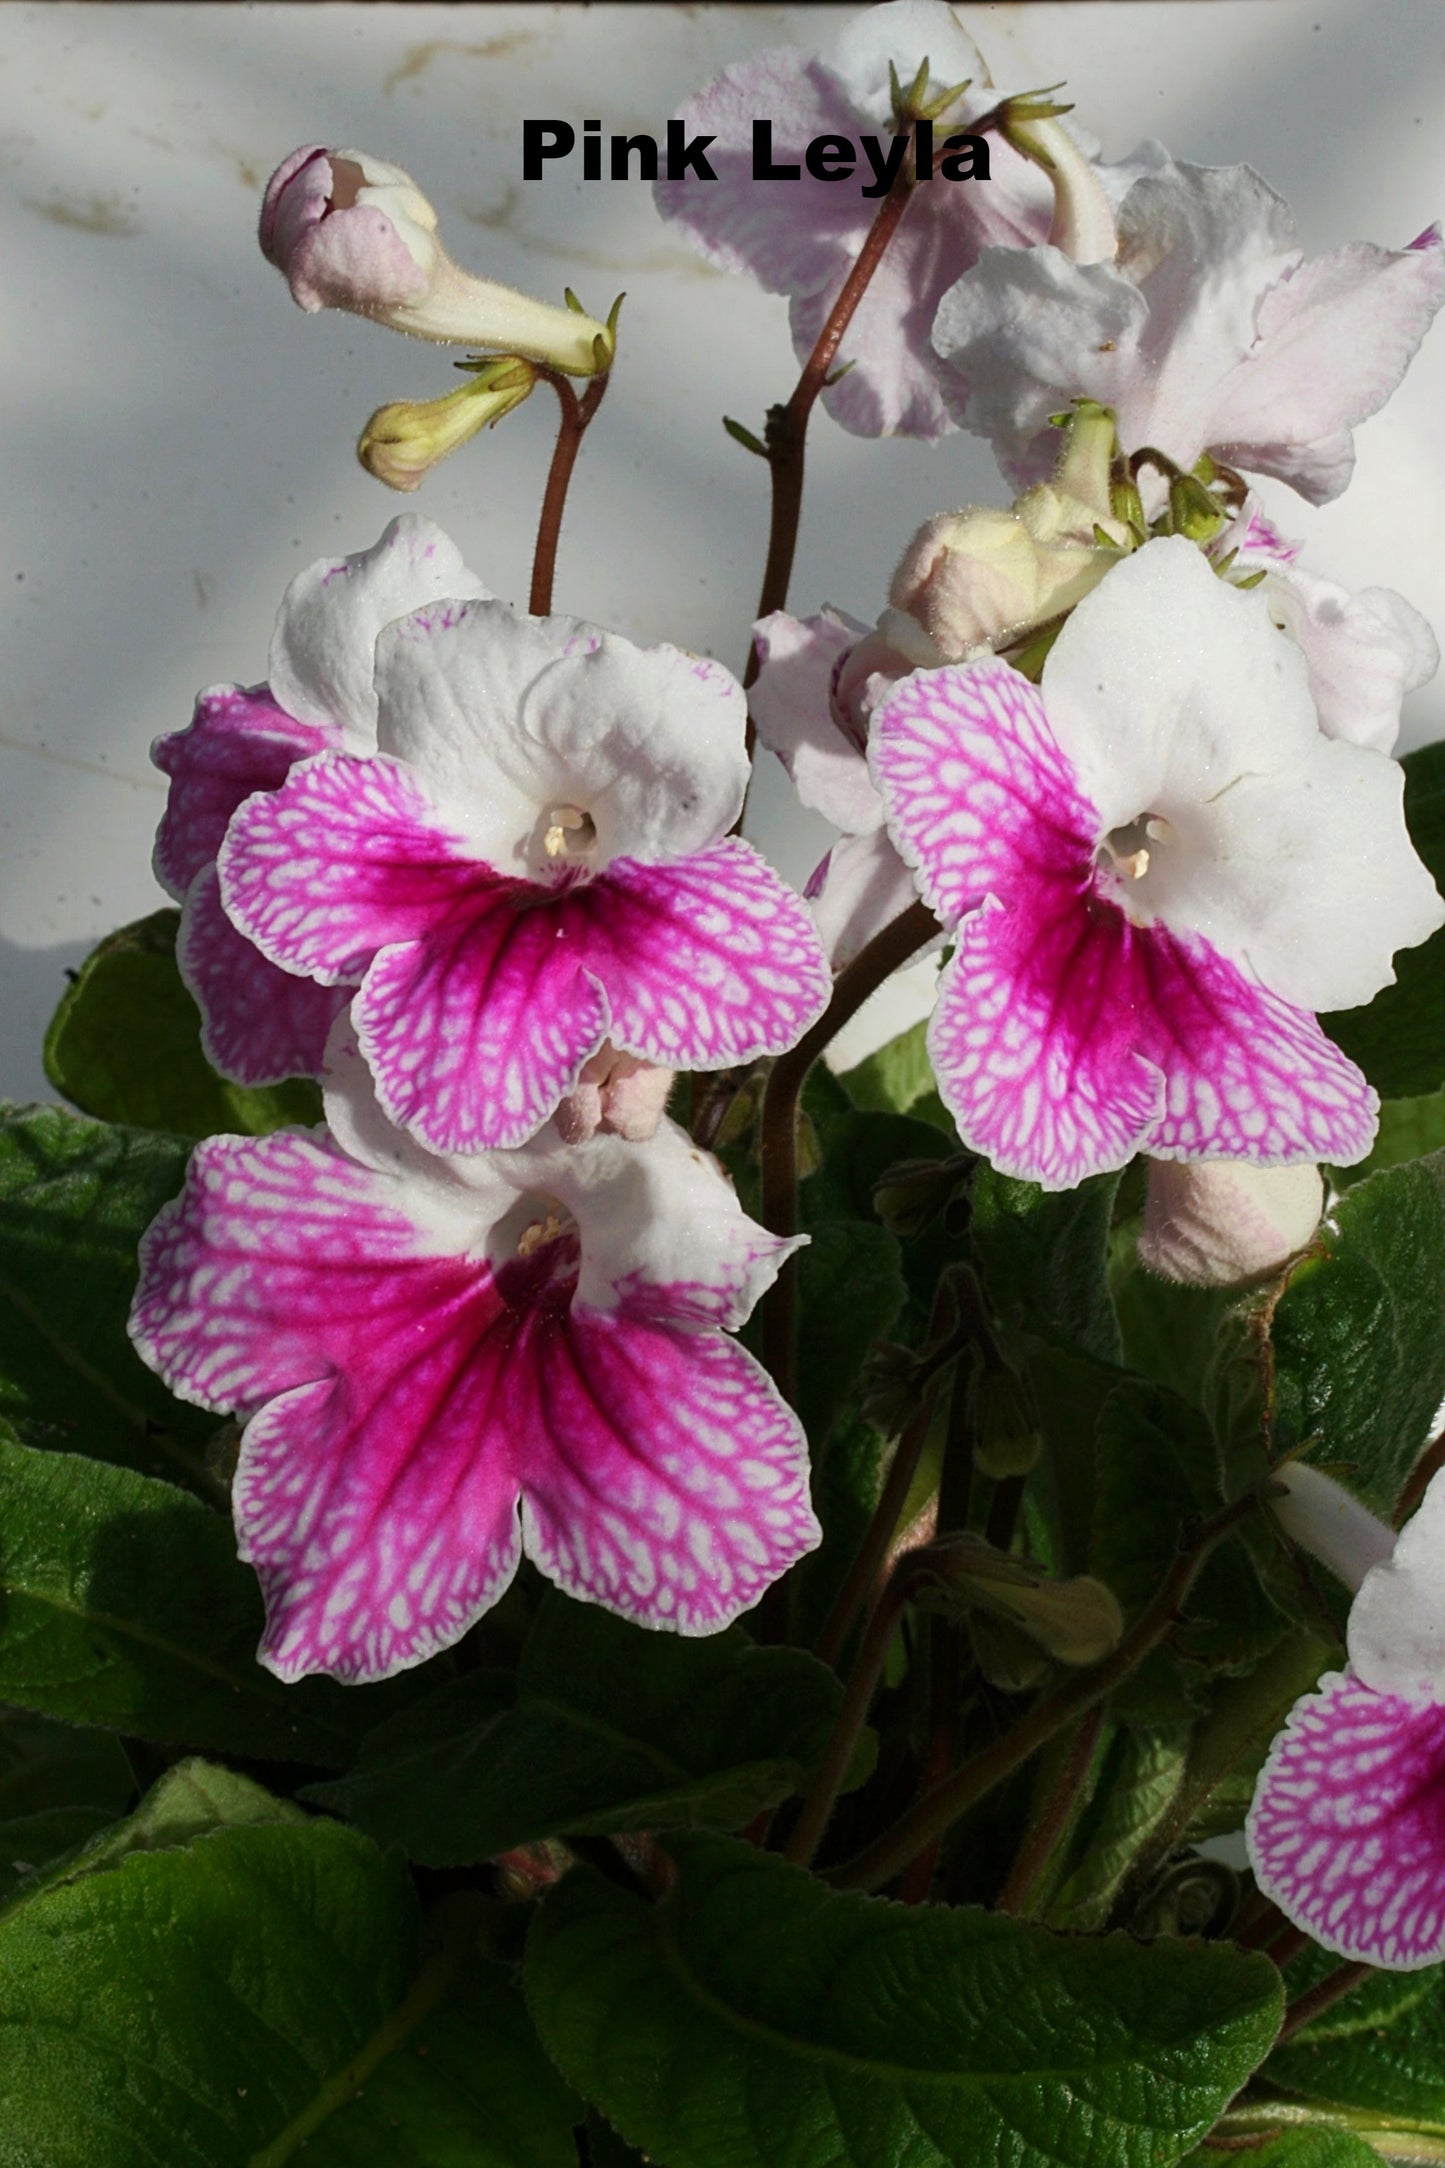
<box><xmin>933</xmin><ymin>148</ymin><xmax>1445</xmax><ymax>502</ymax></box>
<box><xmin>128</xmin><ymin>1035</ymin><xmax>820</xmax><ymax>1683</ymax></box>
<box><xmin>1223</xmin><ymin>501</ymin><xmax>1439</xmax><ymax>757</ymax></box>
<box><xmin>261</xmin><ymin>146</ymin><xmax>611</xmax><ymax>372</ymax></box>
<box><xmin>153</xmin><ymin>515</ymin><xmax>487</xmax><ymax>1083</ymax></box>
<box><xmin>654</xmin><ymin>2</ymin><xmax>1054</xmax><ymax>439</ymax></box>
<box><xmin>1249</xmin><ymin>1462</ymin><xmax>1445</xmax><ymax>1970</ymax></box>
<box><xmin>868</xmin><ymin>537</ymin><xmax>1443</xmax><ymax>1188</ymax></box>
<box><xmin>219</xmin><ymin>599</ymin><xmax>831</xmax><ymax>1153</ymax></box>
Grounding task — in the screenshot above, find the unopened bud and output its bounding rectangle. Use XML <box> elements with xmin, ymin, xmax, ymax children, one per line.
<box><xmin>260</xmin><ymin>145</ymin><xmax>613</xmax><ymax>372</ymax></box>
<box><xmin>972</xmin><ymin>1364</ymin><xmax>1042</xmax><ymax>1480</ymax></box>
<box><xmin>1139</xmin><ymin>1160</ymin><xmax>1325</xmax><ymax>1289</ymax></box>
<box><xmin>968</xmin><ymin>1611</ymin><xmax>1051</xmax><ymax>1692</ymax></box>
<box><xmin>1168</xmin><ymin>471</ymin><xmax>1228</xmax><ymax>543</ymax></box>
<box><xmin>873</xmin><ymin>1154</ymin><xmax>970</xmax><ymax>1240</ymax></box>
<box><xmin>359</xmin><ymin>357</ymin><xmax>536</xmax><ymax>491</ymax></box>
<box><xmin>914</xmin><ymin>1533</ymin><xmax>1124</xmax><ymax>1667</ymax></box>
<box><xmin>555</xmin><ymin>1044</ymin><xmax>674</xmax><ymax>1145</ymax></box>
<box><xmin>1002</xmin><ymin>112</ymin><xmax>1116</xmax><ymax>266</ymax></box>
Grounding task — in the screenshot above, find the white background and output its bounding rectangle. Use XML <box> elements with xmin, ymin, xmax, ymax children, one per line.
<box><xmin>3</xmin><ymin>2</ymin><xmax>1443</xmax><ymax>1096</ymax></box>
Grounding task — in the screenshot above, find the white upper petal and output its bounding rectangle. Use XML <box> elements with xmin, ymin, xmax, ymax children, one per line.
<box><xmin>1349</xmin><ymin>1465</ymin><xmax>1445</xmax><ymax>1704</ymax></box>
<box><xmin>376</xmin><ymin>599</ymin><xmax>748</xmax><ymax>871</ymax></box>
<box><xmin>1041</xmin><ymin>538</ymin><xmax>1444</xmax><ymax>1013</ymax></box>
<box><xmin>1263</xmin><ymin>566</ymin><xmax>1439</xmax><ymax>755</ymax></box>
<box><xmin>269</xmin><ymin>515</ymin><xmax>489</xmax><ymax>750</ymax></box>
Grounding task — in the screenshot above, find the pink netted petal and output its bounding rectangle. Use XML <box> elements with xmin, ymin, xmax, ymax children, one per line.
<box><xmin>870</xmin><ymin>657</ymin><xmax>1098</xmax><ymax>926</ymax></box>
<box><xmin>1248</xmin><ymin>1669</ymin><xmax>1445</xmax><ymax>1970</ymax></box>
<box><xmin>354</xmin><ymin>891</ymin><xmax>609</xmax><ymax>1153</ymax></box>
<box><xmin>152</xmin><ymin>684</ymin><xmax>335</xmax><ymax>900</ymax></box>
<box><xmin>129</xmin><ymin>1129</ymin><xmax>471</xmax><ymax>1418</ymax></box>
<box><xmin>931</xmin><ymin>889</ymin><xmax>1375</xmax><ymax>1189</ymax></box>
<box><xmin>179</xmin><ymin>867</ymin><xmax>350</xmax><ymax>1086</ymax></box>
<box><xmin>235</xmin><ymin>1288</ymin><xmax>522</xmax><ymax>1684</ymax></box>
<box><xmin>219</xmin><ymin>750</ymin><xmax>481</xmax><ymax>985</ymax></box>
<box><xmin>519</xmin><ymin>1307</ymin><xmax>819</xmax><ymax>1634</ymax></box>
<box><xmin>585</xmin><ymin>842</ymin><xmax>830</xmax><ymax>1070</ymax></box>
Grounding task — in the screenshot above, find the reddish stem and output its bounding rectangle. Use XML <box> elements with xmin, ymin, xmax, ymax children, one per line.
<box><xmin>529</xmin><ymin>368</ymin><xmax>609</xmax><ymax>617</ymax></box>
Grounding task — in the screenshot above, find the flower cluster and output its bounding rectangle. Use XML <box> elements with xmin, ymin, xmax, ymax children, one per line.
<box><xmin>121</xmin><ymin>8</ymin><xmax>1445</xmax><ymax>2011</ymax></box>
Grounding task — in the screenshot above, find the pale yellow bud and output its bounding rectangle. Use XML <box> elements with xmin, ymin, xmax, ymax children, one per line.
<box><xmin>358</xmin><ymin>358</ymin><xmax>536</xmax><ymax>492</ymax></box>
<box><xmin>1139</xmin><ymin>1159</ymin><xmax>1326</xmax><ymax>1288</ymax></box>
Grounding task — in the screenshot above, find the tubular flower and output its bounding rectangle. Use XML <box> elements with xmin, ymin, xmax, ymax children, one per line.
<box><xmin>933</xmin><ymin>147</ymin><xmax>1445</xmax><ymax>502</ymax></box>
<box><xmin>261</xmin><ymin>146</ymin><xmax>612</xmax><ymax>372</ymax></box>
<box><xmin>868</xmin><ymin>537</ymin><xmax>1443</xmax><ymax>1189</ymax></box>
<box><xmin>219</xmin><ymin>595</ymin><xmax>831</xmax><ymax>1154</ymax></box>
<box><xmin>654</xmin><ymin>1</ymin><xmax>1055</xmax><ymax>439</ymax></box>
<box><xmin>1249</xmin><ymin>1463</ymin><xmax>1445</xmax><ymax>1970</ymax></box>
<box><xmin>1138</xmin><ymin>1159</ymin><xmax>1325</xmax><ymax>1288</ymax></box>
<box><xmin>1220</xmin><ymin>499</ymin><xmax>1439</xmax><ymax>756</ymax></box>
<box><xmin>128</xmin><ymin>1036</ymin><xmax>819</xmax><ymax>1683</ymax></box>
<box><xmin>151</xmin><ymin>516</ymin><xmax>487</xmax><ymax>1084</ymax></box>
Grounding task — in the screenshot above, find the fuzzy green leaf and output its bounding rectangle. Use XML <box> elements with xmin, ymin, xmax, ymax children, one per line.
<box><xmin>0</xmin><ymin>1432</ymin><xmax>409</xmax><ymax>1764</ymax></box>
<box><xmin>0</xmin><ymin>1707</ymin><xmax>133</xmax><ymax>1898</ymax></box>
<box><xmin>309</xmin><ymin>1593</ymin><xmax>847</xmax><ymax>1865</ymax></box>
<box><xmin>0</xmin><ymin>1101</ymin><xmax>216</xmax><ymax>1484</ymax></box>
<box><xmin>972</xmin><ymin>1166</ymin><xmax>1124</xmax><ymax>1364</ymax></box>
<box><xmin>0</xmin><ymin>1761</ymin><xmax>577</xmax><ymax>2166</ymax></box>
<box><xmin>1270</xmin><ymin>1150</ymin><xmax>1445</xmax><ymax>1513</ymax></box>
<box><xmin>44</xmin><ymin>910</ymin><xmax>321</xmax><ymax>1139</ymax></box>
<box><xmin>525</xmin><ymin>1830</ymin><xmax>1284</xmax><ymax>2168</ymax></box>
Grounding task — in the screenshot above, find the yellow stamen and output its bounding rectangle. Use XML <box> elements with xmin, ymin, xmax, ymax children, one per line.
<box><xmin>543</xmin><ymin>804</ymin><xmax>596</xmax><ymax>859</ymax></box>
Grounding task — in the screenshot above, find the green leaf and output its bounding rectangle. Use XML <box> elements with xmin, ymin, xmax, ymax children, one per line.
<box><xmin>793</xmin><ymin>1218</ymin><xmax>907</xmax><ymax>1448</ymax></box>
<box><xmin>0</xmin><ymin>1706</ymin><xmax>133</xmax><ymax>1897</ymax></box>
<box><xmin>1270</xmin><ymin>1150</ymin><xmax>1445</xmax><ymax>1514</ymax></box>
<box><xmin>0</xmin><ymin>1762</ymin><xmax>578</xmax><ymax>2166</ymax></box>
<box><xmin>1093</xmin><ymin>1379</ymin><xmax>1285</xmax><ymax>1722</ymax></box>
<box><xmin>44</xmin><ymin>909</ymin><xmax>321</xmax><ymax>1139</ymax></box>
<box><xmin>972</xmin><ymin>1165</ymin><xmax>1124</xmax><ymax>1364</ymax></box>
<box><xmin>1324</xmin><ymin>741</ymin><xmax>1445</xmax><ymax>1099</ymax></box>
<box><xmin>1339</xmin><ymin>1084</ymin><xmax>1445</xmax><ymax>1183</ymax></box>
<box><xmin>0</xmin><ymin>1101</ymin><xmax>216</xmax><ymax>1484</ymax></box>
<box><xmin>309</xmin><ymin>1592</ymin><xmax>848</xmax><ymax>1865</ymax></box>
<box><xmin>1263</xmin><ymin>1963</ymin><xmax>1445</xmax><ymax>2143</ymax></box>
<box><xmin>1046</xmin><ymin>1725</ymin><xmax>1189</xmax><ymax>1930</ymax></box>
<box><xmin>1181</xmin><ymin>2134</ymin><xmax>1386</xmax><ymax>2166</ymax></box>
<box><xmin>525</xmin><ymin>1831</ymin><xmax>1284</xmax><ymax>2168</ymax></box>
<box><xmin>0</xmin><ymin>1431</ymin><xmax>411</xmax><ymax>1764</ymax></box>
<box><xmin>840</xmin><ymin>1019</ymin><xmax>938</xmax><ymax>1117</ymax></box>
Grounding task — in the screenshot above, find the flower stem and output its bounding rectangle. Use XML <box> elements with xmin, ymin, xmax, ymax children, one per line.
<box><xmin>1276</xmin><ymin>1959</ymin><xmax>1375</xmax><ymax>2045</ymax></box>
<box><xmin>814</xmin><ymin>1368</ymin><xmax>946</xmax><ymax>1671</ymax></box>
<box><xmin>529</xmin><ymin>367</ymin><xmax>609</xmax><ymax>616</ymax></box>
<box><xmin>749</xmin><ymin>180</ymin><xmax>914</xmax><ymax>641</ymax></box>
<box><xmin>758</xmin><ymin>898</ymin><xmax>939</xmax><ymax>1404</ymax></box>
<box><xmin>785</xmin><ymin>1560</ymin><xmax>920</xmax><ymax>1869</ymax></box>
<box><xmin>995</xmin><ymin>1704</ymin><xmax>1107</xmax><ymax>1916</ymax></box>
<box><xmin>827</xmin><ymin>1488</ymin><xmax>1264</xmax><ymax>1894</ymax></box>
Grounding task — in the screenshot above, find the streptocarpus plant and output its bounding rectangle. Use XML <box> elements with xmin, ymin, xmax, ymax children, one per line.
<box><xmin>9</xmin><ymin>5</ymin><xmax>1445</xmax><ymax>2162</ymax></box>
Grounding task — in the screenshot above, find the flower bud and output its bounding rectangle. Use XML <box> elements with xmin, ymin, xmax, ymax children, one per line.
<box><xmin>1139</xmin><ymin>1159</ymin><xmax>1325</xmax><ymax>1289</ymax></box>
<box><xmin>260</xmin><ymin>145</ymin><xmax>613</xmax><ymax>373</ymax></box>
<box><xmin>971</xmin><ymin>1363</ymin><xmax>1042</xmax><ymax>1480</ymax></box>
<box><xmin>1000</xmin><ymin>111</ymin><xmax>1117</xmax><ymax>266</ymax></box>
<box><xmin>359</xmin><ymin>357</ymin><xmax>537</xmax><ymax>492</ymax></box>
<box><xmin>872</xmin><ymin>1154</ymin><xmax>970</xmax><ymax>1241</ymax></box>
<box><xmin>554</xmin><ymin>1044</ymin><xmax>674</xmax><ymax>1146</ymax></box>
<box><xmin>913</xmin><ymin>1533</ymin><xmax>1125</xmax><ymax>1668</ymax></box>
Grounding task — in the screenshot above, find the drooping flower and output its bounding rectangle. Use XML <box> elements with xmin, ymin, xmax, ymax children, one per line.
<box><xmin>1138</xmin><ymin>1159</ymin><xmax>1325</xmax><ymax>1288</ymax></box>
<box><xmin>654</xmin><ymin>1</ymin><xmax>1055</xmax><ymax>438</ymax></box>
<box><xmin>1222</xmin><ymin>500</ymin><xmax>1439</xmax><ymax>756</ymax></box>
<box><xmin>261</xmin><ymin>146</ymin><xmax>612</xmax><ymax>372</ymax></box>
<box><xmin>933</xmin><ymin>146</ymin><xmax>1445</xmax><ymax>502</ymax></box>
<box><xmin>152</xmin><ymin>515</ymin><xmax>487</xmax><ymax>1083</ymax></box>
<box><xmin>868</xmin><ymin>536</ymin><xmax>1443</xmax><ymax>1189</ymax></box>
<box><xmin>219</xmin><ymin>597</ymin><xmax>831</xmax><ymax>1153</ymax></box>
<box><xmin>128</xmin><ymin>1033</ymin><xmax>820</xmax><ymax>1683</ymax></box>
<box><xmin>359</xmin><ymin>356</ymin><xmax>538</xmax><ymax>493</ymax></box>
<box><xmin>1249</xmin><ymin>1462</ymin><xmax>1445</xmax><ymax>1970</ymax></box>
